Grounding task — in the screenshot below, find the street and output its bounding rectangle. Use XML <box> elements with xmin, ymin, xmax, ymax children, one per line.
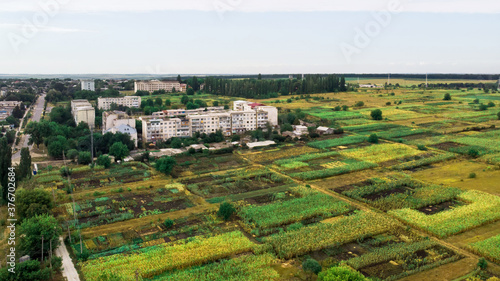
<box><xmin>12</xmin><ymin>93</ymin><xmax>45</xmax><ymax>160</ymax></box>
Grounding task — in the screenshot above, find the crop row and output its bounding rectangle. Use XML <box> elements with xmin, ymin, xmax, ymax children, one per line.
<box><xmin>307</xmin><ymin>136</ymin><xmax>367</xmax><ymax>149</ymax></box>
<box><xmin>340</xmin><ymin>143</ymin><xmax>424</xmax><ymax>164</ymax></box>
<box><xmin>274</xmin><ymin>151</ymin><xmax>339</xmax><ymax>165</ymax></box>
<box><xmin>347</xmin><ymin>240</ymin><xmax>437</xmax><ymax>269</ymax></box>
<box><xmin>264</xmin><ymin>211</ymin><xmax>398</xmax><ymax>259</ymax></box>
<box><xmin>152</xmin><ymin>254</ymin><xmax>279</xmax><ymax>281</ymax></box>
<box><xmin>391</xmin><ymin>153</ymin><xmax>456</xmax><ymax>170</ymax></box>
<box><xmin>468</xmin><ymin>234</ymin><xmax>500</xmax><ymax>264</ymax></box>
<box><xmin>80</xmin><ymin>231</ymin><xmax>255</xmax><ymax>280</ymax></box>
<box><xmin>239</xmin><ymin>188</ymin><xmax>353</xmax><ymax>234</ymax></box>
<box><xmin>289</xmin><ymin>159</ymin><xmax>377</xmax><ymax>180</ymax></box>
<box><xmin>389</xmin><ymin>190</ymin><xmax>500</xmax><ymax>238</ymax></box>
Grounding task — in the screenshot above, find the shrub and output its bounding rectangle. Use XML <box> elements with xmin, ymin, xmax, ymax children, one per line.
<box><xmin>217</xmin><ymin>202</ymin><xmax>235</xmax><ymax>221</ymax></box>
<box><xmin>417</xmin><ymin>144</ymin><xmax>428</xmax><ymax>151</ymax></box>
<box><xmin>444</xmin><ymin>93</ymin><xmax>451</xmax><ymax>100</ymax></box>
<box><xmin>60</xmin><ymin>167</ymin><xmax>72</xmax><ymax>177</ymax></box>
<box><xmin>155</xmin><ymin>156</ymin><xmax>177</xmax><ymax>175</ymax></box>
<box><xmin>386</xmin><ymin>102</ymin><xmax>391</xmax><ymax>105</ymax></box>
<box><xmin>78</xmin><ymin>151</ymin><xmax>92</xmax><ymax>165</ymax></box>
<box><xmin>478</xmin><ymin>258</ymin><xmax>488</xmax><ymax>270</ymax></box>
<box><xmin>354</xmin><ymin>101</ymin><xmax>364</xmax><ymax>107</ymax></box>
<box><xmin>479</xmin><ymin>104</ymin><xmax>488</xmax><ymax>111</ymax></box>
<box><xmin>498</xmin><ymin>112</ymin><xmax>500</xmax><ymax>120</ymax></box>
<box><xmin>318</xmin><ymin>266</ymin><xmax>367</xmax><ymax>281</ymax></box>
<box><xmin>67</xmin><ymin>149</ymin><xmax>78</xmax><ymax>162</ymax></box>
<box><xmin>469</xmin><ymin>173</ymin><xmax>477</xmax><ymax>179</ymax></box>
<box><xmin>303</xmin><ymin>258</ymin><xmax>322</xmax><ymax>275</ymax></box>
<box><xmin>468</xmin><ymin>148</ymin><xmax>480</xmax><ymax>158</ymax></box>
<box><xmin>370</xmin><ymin>109</ymin><xmax>383</xmax><ymax>120</ymax></box>
<box><xmin>97</xmin><ymin>155</ymin><xmax>111</xmax><ymax>168</ymax></box>
<box><xmin>488</xmin><ymin>102</ymin><xmax>495</xmax><ymax>107</ymax></box>
<box><xmin>367</xmin><ymin>134</ymin><xmax>379</xmax><ymax>144</ymax></box>
<box><xmin>163</xmin><ymin>219</ymin><xmax>174</xmax><ymax>229</ymax></box>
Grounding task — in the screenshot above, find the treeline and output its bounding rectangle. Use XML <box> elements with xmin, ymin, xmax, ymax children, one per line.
<box><xmin>46</xmin><ymin>88</ymin><xmax>120</xmax><ymax>103</ymax></box>
<box><xmin>420</xmin><ymin>82</ymin><xmax>498</xmax><ymax>90</ymax></box>
<box><xmin>204</xmin><ymin>75</ymin><xmax>347</xmax><ymax>99</ymax></box>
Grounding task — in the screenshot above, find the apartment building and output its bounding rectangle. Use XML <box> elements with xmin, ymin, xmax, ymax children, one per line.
<box><xmin>102</xmin><ymin>111</ymin><xmax>136</xmax><ymax>132</ymax></box>
<box><xmin>71</xmin><ymin>100</ymin><xmax>95</xmax><ymax>128</ymax></box>
<box><xmin>81</xmin><ymin>79</ymin><xmax>95</xmax><ymax>91</ymax></box>
<box><xmin>134</xmin><ymin>80</ymin><xmax>187</xmax><ymax>93</ymax></box>
<box><xmin>97</xmin><ymin>96</ymin><xmax>141</xmax><ymax>110</ymax></box>
<box><xmin>233</xmin><ymin>101</ymin><xmax>278</xmax><ymax>125</ymax></box>
<box><xmin>0</xmin><ymin>101</ymin><xmax>22</xmax><ymax>107</ymax></box>
<box><xmin>141</xmin><ymin>102</ymin><xmax>278</xmax><ymax>143</ymax></box>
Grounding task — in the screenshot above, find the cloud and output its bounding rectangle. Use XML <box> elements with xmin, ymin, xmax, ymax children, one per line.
<box><xmin>0</xmin><ymin>0</ymin><xmax>499</xmax><ymax>14</ymax></box>
<box><xmin>0</xmin><ymin>23</ymin><xmax>91</xmax><ymax>33</ymax></box>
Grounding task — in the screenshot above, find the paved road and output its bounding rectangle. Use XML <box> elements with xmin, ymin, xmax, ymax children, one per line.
<box><xmin>12</xmin><ymin>93</ymin><xmax>45</xmax><ymax>160</ymax></box>
<box><xmin>55</xmin><ymin>237</ymin><xmax>80</xmax><ymax>281</ymax></box>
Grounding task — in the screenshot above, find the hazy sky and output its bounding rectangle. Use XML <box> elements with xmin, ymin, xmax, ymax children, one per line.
<box><xmin>0</xmin><ymin>0</ymin><xmax>499</xmax><ymax>74</ymax></box>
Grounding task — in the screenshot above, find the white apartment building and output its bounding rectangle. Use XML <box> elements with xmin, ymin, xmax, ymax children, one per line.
<box><xmin>97</xmin><ymin>96</ymin><xmax>141</xmax><ymax>110</ymax></box>
<box><xmin>71</xmin><ymin>100</ymin><xmax>95</xmax><ymax>128</ymax></box>
<box><xmin>134</xmin><ymin>80</ymin><xmax>187</xmax><ymax>93</ymax></box>
<box><xmin>0</xmin><ymin>101</ymin><xmax>22</xmax><ymax>107</ymax></box>
<box><xmin>102</xmin><ymin>111</ymin><xmax>136</xmax><ymax>132</ymax></box>
<box><xmin>141</xmin><ymin>102</ymin><xmax>278</xmax><ymax>143</ymax></box>
<box><xmin>81</xmin><ymin>79</ymin><xmax>95</xmax><ymax>91</ymax></box>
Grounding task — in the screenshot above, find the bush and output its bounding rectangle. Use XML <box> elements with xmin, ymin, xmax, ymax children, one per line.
<box><xmin>60</xmin><ymin>167</ymin><xmax>72</xmax><ymax>177</ymax></box>
<box><xmin>479</xmin><ymin>104</ymin><xmax>488</xmax><ymax>111</ymax></box>
<box><xmin>367</xmin><ymin>134</ymin><xmax>379</xmax><ymax>144</ymax></box>
<box><xmin>468</xmin><ymin>148</ymin><xmax>480</xmax><ymax>158</ymax></box>
<box><xmin>51</xmin><ymin>256</ymin><xmax>63</xmax><ymax>273</ymax></box>
<box><xmin>318</xmin><ymin>266</ymin><xmax>367</xmax><ymax>281</ymax></box>
<box><xmin>67</xmin><ymin>149</ymin><xmax>78</xmax><ymax>162</ymax></box>
<box><xmin>78</xmin><ymin>151</ymin><xmax>92</xmax><ymax>165</ymax></box>
<box><xmin>303</xmin><ymin>258</ymin><xmax>322</xmax><ymax>275</ymax></box>
<box><xmin>155</xmin><ymin>156</ymin><xmax>177</xmax><ymax>175</ymax></box>
<box><xmin>97</xmin><ymin>155</ymin><xmax>111</xmax><ymax>168</ymax></box>
<box><xmin>417</xmin><ymin>144</ymin><xmax>428</xmax><ymax>151</ymax></box>
<box><xmin>444</xmin><ymin>93</ymin><xmax>451</xmax><ymax>100</ymax></box>
<box><xmin>370</xmin><ymin>109</ymin><xmax>383</xmax><ymax>120</ymax></box>
<box><xmin>469</xmin><ymin>173</ymin><xmax>477</xmax><ymax>179</ymax></box>
<box><xmin>386</xmin><ymin>102</ymin><xmax>391</xmax><ymax>106</ymax></box>
<box><xmin>354</xmin><ymin>101</ymin><xmax>364</xmax><ymax>107</ymax></box>
<box><xmin>478</xmin><ymin>258</ymin><xmax>488</xmax><ymax>270</ymax></box>
<box><xmin>163</xmin><ymin>219</ymin><xmax>174</xmax><ymax>229</ymax></box>
<box><xmin>217</xmin><ymin>202</ymin><xmax>235</xmax><ymax>221</ymax></box>
<box><xmin>488</xmin><ymin>102</ymin><xmax>495</xmax><ymax>107</ymax></box>
<box><xmin>497</xmin><ymin>112</ymin><xmax>500</xmax><ymax>120</ymax></box>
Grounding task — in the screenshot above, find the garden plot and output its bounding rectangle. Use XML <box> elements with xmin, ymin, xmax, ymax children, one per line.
<box><xmin>240</xmin><ymin>145</ymin><xmax>319</xmax><ymax>164</ymax></box>
<box><xmin>80</xmin><ymin>231</ymin><xmax>256</xmax><ymax>280</ymax></box>
<box><xmin>342</xmin><ymin>176</ymin><xmax>462</xmax><ymax>212</ymax></box>
<box><xmin>468</xmin><ymin>234</ymin><xmax>500</xmax><ymax>264</ymax></box>
<box><xmin>171</xmin><ymin>154</ymin><xmax>248</xmax><ymax>178</ymax></box>
<box><xmin>238</xmin><ymin>186</ymin><xmax>355</xmax><ymax>236</ymax></box>
<box><xmin>340</xmin><ymin>143</ymin><xmax>425</xmax><ymax>165</ymax></box>
<box><xmin>181</xmin><ymin>169</ymin><xmax>291</xmax><ymax>199</ymax></box>
<box><xmin>389</xmin><ymin>190</ymin><xmax>500</xmax><ymax>238</ymax></box>
<box><xmin>65</xmin><ymin>186</ymin><xmax>194</xmax><ymax>229</ymax></box>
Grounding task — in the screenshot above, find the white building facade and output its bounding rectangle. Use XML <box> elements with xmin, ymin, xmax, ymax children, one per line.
<box><xmin>71</xmin><ymin>100</ymin><xmax>95</xmax><ymax>128</ymax></box>
<box><xmin>98</xmin><ymin>96</ymin><xmax>141</xmax><ymax>110</ymax></box>
<box><xmin>81</xmin><ymin>79</ymin><xmax>95</xmax><ymax>91</ymax></box>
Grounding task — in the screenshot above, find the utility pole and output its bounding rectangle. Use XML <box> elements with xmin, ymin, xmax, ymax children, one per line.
<box><xmin>62</xmin><ymin>151</ymin><xmax>83</xmax><ymax>254</ymax></box>
<box><xmin>41</xmin><ymin>235</ymin><xmax>44</xmax><ymax>262</ymax></box>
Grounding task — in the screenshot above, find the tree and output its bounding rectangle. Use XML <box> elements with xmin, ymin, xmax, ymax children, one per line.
<box><xmin>217</xmin><ymin>202</ymin><xmax>235</xmax><ymax>221</ymax></box>
<box><xmin>109</xmin><ymin>142</ymin><xmax>129</xmax><ymax>161</ymax></box>
<box><xmin>258</xmin><ymin>73</ymin><xmax>262</xmax><ymax>80</ymax></box>
<box><xmin>25</xmin><ymin>122</ymin><xmax>44</xmax><ymax>148</ymax></box>
<box><xmin>177</xmin><ymin>75</ymin><xmax>182</xmax><ymax>83</ymax></box>
<box><xmin>371</xmin><ymin>109</ymin><xmax>383</xmax><ymax>120</ymax></box>
<box><xmin>18</xmin><ymin>148</ymin><xmax>32</xmax><ymax>181</ymax></box>
<box><xmin>443</xmin><ymin>93</ymin><xmax>451</xmax><ymax>100</ymax></box>
<box><xmin>67</xmin><ymin>149</ymin><xmax>78</xmax><ymax>162</ymax></box>
<box><xmin>213</xmin><ymin>101</ymin><xmax>219</xmax><ymax>107</ymax></box>
<box><xmin>19</xmin><ymin>214</ymin><xmax>61</xmax><ymax>260</ymax></box>
<box><xmin>354</xmin><ymin>101</ymin><xmax>364</xmax><ymax>107</ymax></box>
<box><xmin>368</xmin><ymin>134</ymin><xmax>379</xmax><ymax>144</ymax></box>
<box><xmin>171</xmin><ymin>138</ymin><xmax>183</xmax><ymax>148</ymax></box>
<box><xmin>478</xmin><ymin>258</ymin><xmax>488</xmax><ymax>270</ymax></box>
<box><xmin>187</xmin><ymin>88</ymin><xmax>195</xmax><ymax>96</ymax></box>
<box><xmin>181</xmin><ymin>95</ymin><xmax>189</xmax><ymax>105</ymax></box>
<box><xmin>479</xmin><ymin>104</ymin><xmax>488</xmax><ymax>111</ymax></box>
<box><xmin>497</xmin><ymin>111</ymin><xmax>500</xmax><ymax>120</ymax></box>
<box><xmin>155</xmin><ymin>97</ymin><xmax>163</xmax><ymax>106</ymax></box>
<box><xmin>318</xmin><ymin>266</ymin><xmax>366</xmax><ymax>281</ymax></box>
<box><xmin>281</xmin><ymin>123</ymin><xmax>293</xmax><ymax>133</ymax></box>
<box><xmin>12</xmin><ymin>105</ymin><xmax>24</xmax><ymax>118</ymax></box>
<box><xmin>97</xmin><ymin>155</ymin><xmax>111</xmax><ymax>168</ymax></box>
<box><xmin>5</xmin><ymin>130</ymin><xmax>16</xmax><ymax>144</ymax></box>
<box><xmin>340</xmin><ymin>75</ymin><xmax>347</xmax><ymax>92</ymax></box>
<box><xmin>155</xmin><ymin>156</ymin><xmax>176</xmax><ymax>175</ymax></box>
<box><xmin>303</xmin><ymin>258</ymin><xmax>322</xmax><ymax>279</ymax></box>
<box><xmin>78</xmin><ymin>151</ymin><xmax>92</xmax><ymax>165</ymax></box>
<box><xmin>0</xmin><ymin>137</ymin><xmax>12</xmax><ymax>202</ymax></box>
<box><xmin>0</xmin><ymin>260</ymin><xmax>51</xmax><ymax>281</ymax></box>
<box><xmin>17</xmin><ymin>188</ymin><xmax>52</xmax><ymax>221</ymax></box>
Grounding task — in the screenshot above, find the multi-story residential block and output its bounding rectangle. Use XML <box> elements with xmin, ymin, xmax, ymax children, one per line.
<box><xmin>102</xmin><ymin>111</ymin><xmax>137</xmax><ymax>147</ymax></box>
<box><xmin>141</xmin><ymin>101</ymin><xmax>278</xmax><ymax>143</ymax></box>
<box><xmin>81</xmin><ymin>79</ymin><xmax>95</xmax><ymax>91</ymax></box>
<box><xmin>97</xmin><ymin>96</ymin><xmax>141</xmax><ymax>110</ymax></box>
<box><xmin>105</xmin><ymin>124</ymin><xmax>138</xmax><ymax>147</ymax></box>
<box><xmin>134</xmin><ymin>80</ymin><xmax>187</xmax><ymax>93</ymax></box>
<box><xmin>71</xmin><ymin>100</ymin><xmax>95</xmax><ymax>128</ymax></box>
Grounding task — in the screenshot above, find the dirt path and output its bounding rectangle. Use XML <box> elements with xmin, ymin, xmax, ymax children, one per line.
<box><xmin>55</xmin><ymin>237</ymin><xmax>80</xmax><ymax>281</ymax></box>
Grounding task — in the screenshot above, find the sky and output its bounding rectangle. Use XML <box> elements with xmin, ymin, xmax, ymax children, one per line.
<box><xmin>0</xmin><ymin>0</ymin><xmax>499</xmax><ymax>75</ymax></box>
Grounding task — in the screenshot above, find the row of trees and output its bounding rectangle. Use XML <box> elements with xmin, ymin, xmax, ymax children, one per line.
<box><xmin>203</xmin><ymin>74</ymin><xmax>348</xmax><ymax>99</ymax></box>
